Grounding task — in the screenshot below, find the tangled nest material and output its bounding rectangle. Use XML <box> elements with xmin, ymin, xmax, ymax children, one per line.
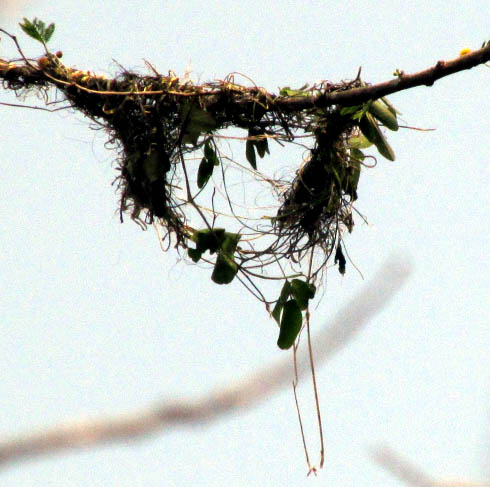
<box><xmin>1</xmin><ymin>43</ymin><xmax>402</xmax><ymax>348</ymax></box>
<box><xmin>3</xmin><ymin>19</ymin><xmax>489</xmax><ymax>347</ymax></box>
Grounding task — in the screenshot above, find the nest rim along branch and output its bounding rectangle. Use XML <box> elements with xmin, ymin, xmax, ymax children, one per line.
<box><xmin>1</xmin><ymin>43</ymin><xmax>488</xmax><ymax>110</ymax></box>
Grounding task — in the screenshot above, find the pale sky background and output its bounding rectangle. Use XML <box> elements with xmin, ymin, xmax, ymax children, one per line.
<box><xmin>0</xmin><ymin>1</ymin><xmax>489</xmax><ymax>485</ymax></box>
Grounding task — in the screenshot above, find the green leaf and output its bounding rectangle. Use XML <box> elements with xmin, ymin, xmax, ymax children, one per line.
<box><xmin>197</xmin><ymin>156</ymin><xmax>214</xmax><ymax>189</ymax></box>
<box><xmin>271</xmin><ymin>301</ymin><xmax>283</xmax><ymax>324</ymax></box>
<box><xmin>348</xmin><ymin>135</ymin><xmax>372</xmax><ymax>149</ymax></box>
<box><xmin>255</xmin><ymin>137</ymin><xmax>269</xmax><ymax>158</ymax></box>
<box><xmin>368</xmin><ymin>100</ymin><xmax>399</xmax><ymax>131</ymax></box>
<box><xmin>211</xmin><ymin>252</ymin><xmax>238</xmax><ymax>284</ymax></box>
<box><xmin>248</xmin><ymin>128</ymin><xmax>270</xmax><ymax>160</ymax></box>
<box><xmin>340</xmin><ymin>105</ymin><xmax>362</xmax><ymax>116</ymax></box>
<box><xmin>279</xmin><ymin>86</ymin><xmax>310</xmax><ymax>97</ymax></box>
<box><xmin>190</xmin><ymin>229</ymin><xmax>240</xmax><ymax>276</ymax></box>
<box><xmin>341</xmin><ymin>104</ymin><xmax>366</xmax><ymax>121</ymax></box>
<box><xmin>19</xmin><ymin>18</ymin><xmax>55</xmax><ymax>46</ymax></box>
<box><xmin>191</xmin><ymin>228</ymin><xmax>226</xmax><ymax>254</ymax></box>
<box><xmin>210</xmin><ymin>232</ymin><xmax>241</xmax><ymax>284</ymax></box>
<box><xmin>291</xmin><ymin>279</ymin><xmax>316</xmax><ymax>310</ymax></box>
<box><xmin>345</xmin><ymin>158</ymin><xmax>361</xmax><ymax>200</ymax></box>
<box><xmin>204</xmin><ymin>140</ymin><xmax>220</xmax><ymax>166</ymax></box>
<box><xmin>271</xmin><ymin>280</ymin><xmax>292</xmax><ymax>324</ymax></box>
<box><xmin>188</xmin><ymin>247</ymin><xmax>203</xmax><ymax>263</ymax></box>
<box><xmin>220</xmin><ymin>232</ymin><xmax>241</xmax><ymax>256</ymax></box>
<box><xmin>197</xmin><ymin>141</ymin><xmax>220</xmax><ymax>189</ymax></box>
<box><xmin>359</xmin><ymin>113</ymin><xmax>396</xmax><ymax>161</ymax></box>
<box><xmin>245</xmin><ymin>138</ymin><xmax>257</xmax><ymax>169</ymax></box>
<box><xmin>279</xmin><ymin>280</ymin><xmax>292</xmax><ymax>301</ymax></box>
<box><xmin>277</xmin><ymin>300</ymin><xmax>303</xmax><ymax>350</ymax></box>
<box><xmin>380</xmin><ymin>96</ymin><xmax>401</xmax><ymax>116</ymax></box>
<box><xmin>180</xmin><ymin>103</ymin><xmax>217</xmax><ymax>145</ymax></box>
<box><xmin>44</xmin><ymin>23</ymin><xmax>55</xmax><ymax>42</ymax></box>
<box><xmin>350</xmin><ymin>148</ymin><xmax>366</xmax><ymax>162</ymax></box>
<box><xmin>335</xmin><ymin>244</ymin><xmax>346</xmax><ymax>275</ymax></box>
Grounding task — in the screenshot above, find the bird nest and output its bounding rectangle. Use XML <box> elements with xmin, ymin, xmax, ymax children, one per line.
<box><xmin>1</xmin><ymin>45</ymin><xmax>400</xmax><ymax>348</ymax></box>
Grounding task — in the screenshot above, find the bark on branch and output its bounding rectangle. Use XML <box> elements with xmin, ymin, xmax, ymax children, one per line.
<box><xmin>275</xmin><ymin>45</ymin><xmax>490</xmax><ymax>110</ymax></box>
<box><xmin>0</xmin><ymin>44</ymin><xmax>488</xmax><ymax>112</ymax></box>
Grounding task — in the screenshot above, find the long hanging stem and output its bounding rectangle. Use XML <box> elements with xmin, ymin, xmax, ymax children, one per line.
<box><xmin>292</xmin><ymin>358</ymin><xmax>315</xmax><ymax>476</ymax></box>
<box><xmin>306</xmin><ymin>308</ymin><xmax>325</xmax><ymax>468</ymax></box>
<box><xmin>306</xmin><ymin>247</ymin><xmax>325</xmax><ymax>468</ymax></box>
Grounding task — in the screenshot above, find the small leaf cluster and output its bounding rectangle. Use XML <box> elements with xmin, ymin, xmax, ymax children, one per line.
<box><xmin>197</xmin><ymin>139</ymin><xmax>220</xmax><ymax>189</ymax></box>
<box><xmin>19</xmin><ymin>18</ymin><xmax>55</xmax><ymax>50</ymax></box>
<box><xmin>334</xmin><ymin>244</ymin><xmax>346</xmax><ymax>275</ymax></box>
<box><xmin>279</xmin><ymin>84</ymin><xmax>311</xmax><ymax>97</ymax></box>
<box><xmin>343</xmin><ymin>97</ymin><xmax>400</xmax><ymax>162</ymax></box>
<box><xmin>188</xmin><ymin>229</ymin><xmax>241</xmax><ymax>285</ymax></box>
<box><xmin>180</xmin><ymin>102</ymin><xmax>217</xmax><ymax>146</ymax></box>
<box><xmin>245</xmin><ymin>128</ymin><xmax>270</xmax><ymax>170</ymax></box>
<box><xmin>272</xmin><ymin>279</ymin><xmax>316</xmax><ymax>349</ymax></box>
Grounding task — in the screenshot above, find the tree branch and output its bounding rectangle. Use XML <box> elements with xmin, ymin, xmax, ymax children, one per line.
<box><xmin>275</xmin><ymin>45</ymin><xmax>490</xmax><ymax>110</ymax></box>
<box><xmin>0</xmin><ymin>256</ymin><xmax>411</xmax><ymax>467</ymax></box>
<box><xmin>0</xmin><ymin>43</ymin><xmax>488</xmax><ymax>111</ymax></box>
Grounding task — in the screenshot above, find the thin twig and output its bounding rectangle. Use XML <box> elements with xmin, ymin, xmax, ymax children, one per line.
<box><xmin>306</xmin><ymin>308</ymin><xmax>325</xmax><ymax>468</ymax></box>
<box><xmin>292</xmin><ymin>376</ymin><xmax>314</xmax><ymax>475</ymax></box>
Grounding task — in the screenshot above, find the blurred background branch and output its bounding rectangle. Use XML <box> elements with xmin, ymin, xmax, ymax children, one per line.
<box><xmin>0</xmin><ymin>256</ymin><xmax>411</xmax><ymax>467</ymax></box>
<box><xmin>372</xmin><ymin>445</ymin><xmax>490</xmax><ymax>487</ymax></box>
